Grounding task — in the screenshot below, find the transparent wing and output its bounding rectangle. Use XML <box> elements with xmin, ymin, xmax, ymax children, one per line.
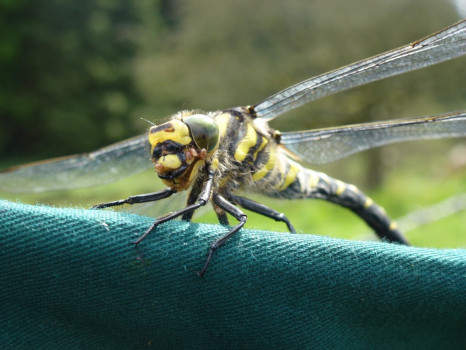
<box><xmin>0</xmin><ymin>134</ymin><xmax>151</xmax><ymax>193</ymax></box>
<box><xmin>280</xmin><ymin>111</ymin><xmax>466</xmax><ymax>164</ymax></box>
<box><xmin>253</xmin><ymin>20</ymin><xmax>466</xmax><ymax>121</ymax></box>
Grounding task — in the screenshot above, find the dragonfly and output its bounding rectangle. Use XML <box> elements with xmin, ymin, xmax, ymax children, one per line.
<box><xmin>1</xmin><ymin>20</ymin><xmax>465</xmax><ymax>276</ymax></box>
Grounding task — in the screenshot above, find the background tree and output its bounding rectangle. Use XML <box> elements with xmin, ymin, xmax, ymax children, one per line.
<box><xmin>0</xmin><ymin>0</ymin><xmax>142</xmax><ymax>157</ymax></box>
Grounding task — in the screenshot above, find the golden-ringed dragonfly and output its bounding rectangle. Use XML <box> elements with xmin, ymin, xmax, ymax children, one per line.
<box><xmin>1</xmin><ymin>20</ymin><xmax>465</xmax><ymax>276</ymax></box>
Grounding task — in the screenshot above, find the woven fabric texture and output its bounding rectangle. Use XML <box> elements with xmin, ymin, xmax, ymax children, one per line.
<box><xmin>1</xmin><ymin>199</ymin><xmax>465</xmax><ymax>349</ymax></box>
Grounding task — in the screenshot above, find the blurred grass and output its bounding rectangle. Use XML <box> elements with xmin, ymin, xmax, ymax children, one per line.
<box><xmin>1</xmin><ymin>148</ymin><xmax>464</xmax><ymax>249</ymax></box>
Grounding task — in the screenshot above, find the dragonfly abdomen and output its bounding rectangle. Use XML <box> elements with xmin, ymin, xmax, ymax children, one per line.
<box><xmin>276</xmin><ymin>165</ymin><xmax>408</xmax><ymax>243</ymax></box>
<box><xmin>249</xmin><ymin>145</ymin><xmax>407</xmax><ymax>243</ymax></box>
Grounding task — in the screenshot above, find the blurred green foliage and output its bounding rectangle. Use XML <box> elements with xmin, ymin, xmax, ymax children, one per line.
<box><xmin>0</xmin><ymin>0</ymin><xmax>142</xmax><ymax>156</ymax></box>
<box><xmin>0</xmin><ymin>0</ymin><xmax>464</xmax><ymax>244</ymax></box>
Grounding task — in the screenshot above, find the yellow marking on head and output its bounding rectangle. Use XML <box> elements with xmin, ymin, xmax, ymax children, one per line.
<box><xmin>252</xmin><ymin>148</ymin><xmax>276</xmax><ymax>181</ymax></box>
<box><xmin>364</xmin><ymin>197</ymin><xmax>373</xmax><ymax>208</ymax></box>
<box><xmin>276</xmin><ymin>161</ymin><xmax>301</xmax><ymax>191</ymax></box>
<box><xmin>149</xmin><ymin>119</ymin><xmax>192</xmax><ymax>152</ymax></box>
<box><xmin>389</xmin><ymin>222</ymin><xmax>398</xmax><ymax>231</ymax></box>
<box><xmin>335</xmin><ymin>180</ymin><xmax>346</xmax><ymax>196</ymax></box>
<box><xmin>234</xmin><ymin>124</ymin><xmax>257</xmax><ymax>162</ymax></box>
<box><xmin>308</xmin><ymin>171</ymin><xmax>319</xmax><ymax>189</ymax></box>
<box><xmin>215</xmin><ymin>113</ymin><xmax>231</xmax><ymax>140</ymax></box>
<box><xmin>156</xmin><ymin>154</ymin><xmax>181</xmax><ymax>170</ymax></box>
<box><xmin>253</xmin><ymin>136</ymin><xmax>268</xmax><ymax>161</ymax></box>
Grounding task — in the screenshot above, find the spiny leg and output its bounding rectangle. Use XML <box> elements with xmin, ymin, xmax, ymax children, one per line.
<box><xmin>174</xmin><ymin>169</ymin><xmax>229</xmax><ymax>225</ymax></box>
<box><xmin>133</xmin><ymin>168</ymin><xmax>214</xmax><ymax>246</ymax></box>
<box><xmin>91</xmin><ymin>188</ymin><xmax>175</xmax><ymax>209</ymax></box>
<box><xmin>198</xmin><ymin>193</ymin><xmax>247</xmax><ymax>277</ymax></box>
<box><xmin>229</xmin><ymin>194</ymin><xmax>295</xmax><ymax>233</ymax></box>
<box><xmin>178</xmin><ymin>172</ymin><xmax>230</xmax><ymax>225</ymax></box>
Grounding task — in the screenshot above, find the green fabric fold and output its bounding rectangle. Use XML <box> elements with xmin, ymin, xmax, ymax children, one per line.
<box><xmin>1</xmin><ymin>199</ymin><xmax>465</xmax><ymax>349</ymax></box>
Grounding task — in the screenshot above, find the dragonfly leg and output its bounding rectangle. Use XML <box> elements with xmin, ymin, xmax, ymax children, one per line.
<box><xmin>229</xmin><ymin>194</ymin><xmax>295</xmax><ymax>233</ymax></box>
<box><xmin>133</xmin><ymin>168</ymin><xmax>214</xmax><ymax>246</ymax></box>
<box><xmin>198</xmin><ymin>193</ymin><xmax>246</xmax><ymax>277</ymax></box>
<box><xmin>174</xmin><ymin>169</ymin><xmax>230</xmax><ymax>226</ymax></box>
<box><xmin>91</xmin><ymin>188</ymin><xmax>175</xmax><ymax>209</ymax></box>
<box><xmin>181</xmin><ymin>175</ymin><xmax>204</xmax><ymax>222</ymax></box>
<box><xmin>213</xmin><ymin>204</ymin><xmax>230</xmax><ymax>226</ymax></box>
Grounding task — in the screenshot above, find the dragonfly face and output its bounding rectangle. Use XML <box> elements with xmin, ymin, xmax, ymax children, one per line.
<box><xmin>148</xmin><ymin>114</ymin><xmax>219</xmax><ymax>191</ymax></box>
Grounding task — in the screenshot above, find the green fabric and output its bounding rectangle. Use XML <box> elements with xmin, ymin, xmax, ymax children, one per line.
<box><xmin>1</xmin><ymin>199</ymin><xmax>465</xmax><ymax>349</ymax></box>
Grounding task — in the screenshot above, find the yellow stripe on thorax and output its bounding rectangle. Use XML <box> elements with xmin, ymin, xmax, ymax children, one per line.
<box><xmin>234</xmin><ymin>123</ymin><xmax>257</xmax><ymax>162</ymax></box>
<box><xmin>252</xmin><ymin>147</ymin><xmax>276</xmax><ymax>181</ymax></box>
<box><xmin>253</xmin><ymin>136</ymin><xmax>268</xmax><ymax>162</ymax></box>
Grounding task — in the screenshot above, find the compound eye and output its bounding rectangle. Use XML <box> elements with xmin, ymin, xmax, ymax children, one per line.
<box><xmin>183</xmin><ymin>114</ymin><xmax>219</xmax><ymax>153</ymax></box>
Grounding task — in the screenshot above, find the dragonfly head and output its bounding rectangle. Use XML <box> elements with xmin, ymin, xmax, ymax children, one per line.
<box><xmin>148</xmin><ymin>114</ymin><xmax>219</xmax><ymax>190</ymax></box>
